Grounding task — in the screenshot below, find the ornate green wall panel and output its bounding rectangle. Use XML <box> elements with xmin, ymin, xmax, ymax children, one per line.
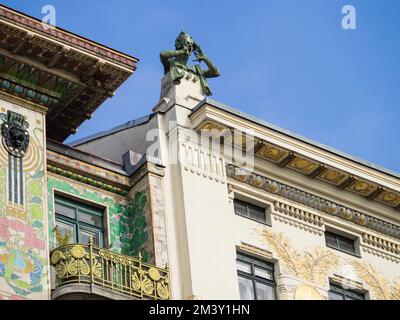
<box><xmin>47</xmin><ymin>176</ymin><xmax>153</xmax><ymax>262</ymax></box>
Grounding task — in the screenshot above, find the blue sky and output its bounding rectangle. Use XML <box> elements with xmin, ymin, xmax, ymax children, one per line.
<box><xmin>4</xmin><ymin>0</ymin><xmax>400</xmax><ymax>173</ymax></box>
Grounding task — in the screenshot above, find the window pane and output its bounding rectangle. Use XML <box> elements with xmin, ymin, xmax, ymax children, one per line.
<box><xmin>329</xmin><ymin>291</ymin><xmax>344</xmax><ymax>300</ymax></box>
<box><xmin>237</xmin><ymin>260</ymin><xmax>252</xmax><ymax>274</ymax></box>
<box><xmin>254</xmin><ymin>266</ymin><xmax>274</xmax><ymax>280</ymax></box>
<box><xmin>79</xmin><ymin>229</ymin><xmax>100</xmax><ymax>246</ymax></box>
<box><xmin>338</xmin><ymin>237</ymin><xmax>355</xmax><ymax>254</ymax></box>
<box><xmin>234</xmin><ymin>200</ymin><xmax>248</xmax><ymax>217</ymax></box>
<box><xmin>325</xmin><ymin>232</ymin><xmax>338</xmax><ymax>248</ymax></box>
<box><xmin>55</xmin><ymin>221</ymin><xmax>76</xmax><ymax>245</ymax></box>
<box><xmin>55</xmin><ymin>203</ymin><xmax>76</xmax><ymax>219</ymax></box>
<box><xmin>255</xmin><ymin>282</ymin><xmax>275</xmax><ymax>300</ymax></box>
<box><xmin>79</xmin><ymin>211</ymin><xmax>103</xmax><ymax>227</ymax></box>
<box><xmin>238</xmin><ymin>276</ymin><xmax>255</xmax><ymax>300</ymax></box>
<box><xmin>248</xmin><ymin>205</ymin><xmax>266</xmax><ymax>222</ymax></box>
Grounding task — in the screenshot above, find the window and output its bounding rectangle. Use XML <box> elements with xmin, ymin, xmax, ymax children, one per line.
<box><xmin>236</xmin><ymin>253</ymin><xmax>276</xmax><ymax>300</ymax></box>
<box><xmin>234</xmin><ymin>199</ymin><xmax>269</xmax><ymax>224</ymax></box>
<box><xmin>325</xmin><ymin>231</ymin><xmax>357</xmax><ymax>255</ymax></box>
<box><xmin>329</xmin><ymin>284</ymin><xmax>365</xmax><ymax>300</ymax></box>
<box><xmin>54</xmin><ymin>194</ymin><xmax>105</xmax><ymax>247</ymax></box>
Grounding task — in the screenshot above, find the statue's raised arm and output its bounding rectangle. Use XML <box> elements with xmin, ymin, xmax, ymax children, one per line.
<box><xmin>160</xmin><ymin>31</ymin><xmax>220</xmax><ymax>96</ymax></box>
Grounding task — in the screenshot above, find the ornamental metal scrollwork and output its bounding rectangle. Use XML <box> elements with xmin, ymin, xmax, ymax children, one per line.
<box><xmin>0</xmin><ymin>110</ymin><xmax>30</xmax><ymax>157</ymax></box>
<box><xmin>156</xmin><ymin>280</ymin><xmax>170</xmax><ymax>299</ymax></box>
<box><xmin>141</xmin><ymin>275</ymin><xmax>154</xmax><ymax>295</ymax></box>
<box><xmin>50</xmin><ymin>244</ymin><xmax>170</xmax><ymax>299</ymax></box>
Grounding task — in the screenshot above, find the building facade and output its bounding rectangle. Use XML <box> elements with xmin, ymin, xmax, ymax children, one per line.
<box><xmin>0</xmin><ymin>5</ymin><xmax>399</xmax><ymax>300</ymax></box>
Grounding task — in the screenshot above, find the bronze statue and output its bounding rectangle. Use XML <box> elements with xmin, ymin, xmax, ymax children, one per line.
<box><xmin>160</xmin><ymin>31</ymin><xmax>220</xmax><ymax>96</ymax></box>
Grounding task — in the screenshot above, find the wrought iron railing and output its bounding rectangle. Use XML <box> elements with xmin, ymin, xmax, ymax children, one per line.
<box><xmin>50</xmin><ymin>240</ymin><xmax>170</xmax><ymax>300</ymax></box>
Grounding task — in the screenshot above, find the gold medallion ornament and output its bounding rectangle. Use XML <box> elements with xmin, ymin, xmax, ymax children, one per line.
<box><xmin>382</xmin><ymin>192</ymin><xmax>397</xmax><ymax>203</ymax></box>
<box><xmin>353</xmin><ymin>182</ymin><xmax>369</xmax><ymax>192</ymax></box>
<box><xmin>51</xmin><ymin>250</ymin><xmax>62</xmax><ymax>265</ymax></box>
<box><xmin>71</xmin><ymin>245</ymin><xmax>85</xmax><ymax>259</ymax></box>
<box><xmin>324</xmin><ymin>170</ymin><xmax>340</xmax><ymax>181</ymax></box>
<box><xmin>148</xmin><ymin>267</ymin><xmax>161</xmax><ymax>281</ymax></box>
<box><xmin>263</xmin><ymin>147</ymin><xmax>279</xmax><ymax>159</ymax></box>
<box><xmin>295</xmin><ymin>159</ymin><xmax>310</xmax><ymax>170</ymax></box>
<box><xmin>294</xmin><ymin>285</ymin><xmax>322</xmax><ymax>300</ymax></box>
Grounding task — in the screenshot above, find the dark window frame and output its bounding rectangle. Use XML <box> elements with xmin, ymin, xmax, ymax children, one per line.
<box><xmin>54</xmin><ymin>194</ymin><xmax>105</xmax><ymax>247</ymax></box>
<box><xmin>329</xmin><ymin>283</ymin><xmax>365</xmax><ymax>300</ymax></box>
<box><xmin>236</xmin><ymin>252</ymin><xmax>277</xmax><ymax>300</ymax></box>
<box><xmin>325</xmin><ymin>230</ymin><xmax>359</xmax><ymax>257</ymax></box>
<box><xmin>234</xmin><ymin>199</ymin><xmax>270</xmax><ymax>225</ymax></box>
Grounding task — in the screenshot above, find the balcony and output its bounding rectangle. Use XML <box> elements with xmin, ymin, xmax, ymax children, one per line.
<box><xmin>50</xmin><ymin>240</ymin><xmax>170</xmax><ymax>300</ymax></box>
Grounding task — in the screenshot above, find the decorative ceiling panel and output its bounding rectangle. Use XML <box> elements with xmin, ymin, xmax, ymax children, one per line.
<box><xmin>287</xmin><ymin>156</ymin><xmax>319</xmax><ymax>175</ymax></box>
<box><xmin>256</xmin><ymin>144</ymin><xmax>289</xmax><ymax>163</ymax></box>
<box><xmin>317</xmin><ymin>168</ymin><xmax>349</xmax><ymax>185</ymax></box>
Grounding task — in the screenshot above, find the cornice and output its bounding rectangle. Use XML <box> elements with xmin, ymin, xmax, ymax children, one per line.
<box><xmin>226</xmin><ymin>164</ymin><xmax>400</xmax><ymax>240</ymax></box>
<box><xmin>0</xmin><ymin>5</ymin><xmax>138</xmax><ymax>69</ymax></box>
<box><xmin>190</xmin><ymin>103</ymin><xmax>400</xmax><ymax>212</ymax></box>
<box><xmin>47</xmin><ymin>164</ymin><xmax>128</xmax><ymax>196</ymax></box>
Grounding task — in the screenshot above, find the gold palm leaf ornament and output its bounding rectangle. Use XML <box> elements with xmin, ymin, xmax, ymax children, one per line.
<box><xmin>349</xmin><ymin>260</ymin><xmax>400</xmax><ymax>300</ymax></box>
<box><xmin>260</xmin><ymin>229</ymin><xmax>340</xmax><ymax>287</ymax></box>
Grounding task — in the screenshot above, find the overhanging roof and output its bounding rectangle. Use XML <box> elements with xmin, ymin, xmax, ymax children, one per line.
<box><xmin>0</xmin><ymin>5</ymin><xmax>138</xmax><ymax>142</ymax></box>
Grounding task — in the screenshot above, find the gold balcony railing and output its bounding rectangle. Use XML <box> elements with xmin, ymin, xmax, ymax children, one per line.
<box><xmin>50</xmin><ymin>240</ymin><xmax>170</xmax><ymax>300</ymax></box>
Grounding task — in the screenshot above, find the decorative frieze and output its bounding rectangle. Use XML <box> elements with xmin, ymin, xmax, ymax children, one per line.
<box><xmin>182</xmin><ymin>142</ymin><xmax>226</xmax><ymax>184</ymax></box>
<box><xmin>273</xmin><ymin>201</ymin><xmax>324</xmax><ymax>227</ymax></box>
<box><xmin>361</xmin><ymin>234</ymin><xmax>400</xmax><ymax>263</ymax></box>
<box><xmin>239</xmin><ymin>242</ymin><xmax>273</xmax><ymax>260</ymax></box>
<box><xmin>330</xmin><ymin>274</ymin><xmax>364</xmax><ymax>291</ymax></box>
<box><xmin>47</xmin><ymin>164</ymin><xmax>128</xmax><ymax>196</ymax></box>
<box><xmin>272</xmin><ymin>201</ymin><xmax>324</xmax><ymax>235</ymax></box>
<box><xmin>47</xmin><ymin>150</ymin><xmax>129</xmax><ymax>187</ymax></box>
<box><xmin>362</xmin><ymin>234</ymin><xmax>400</xmax><ymax>255</ymax></box>
<box><xmin>226</xmin><ymin>164</ymin><xmax>400</xmax><ymax>240</ymax></box>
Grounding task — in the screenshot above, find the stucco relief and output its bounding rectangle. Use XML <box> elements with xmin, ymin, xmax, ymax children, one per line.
<box><xmin>349</xmin><ymin>260</ymin><xmax>400</xmax><ymax>300</ymax></box>
<box><xmin>261</xmin><ymin>229</ymin><xmax>340</xmax><ymax>288</ymax></box>
<box><xmin>260</xmin><ymin>228</ymin><xmax>400</xmax><ymax>300</ymax></box>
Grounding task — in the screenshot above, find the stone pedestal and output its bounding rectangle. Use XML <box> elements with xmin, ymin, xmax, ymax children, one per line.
<box><xmin>153</xmin><ymin>71</ymin><xmax>205</xmax><ymax>113</ymax></box>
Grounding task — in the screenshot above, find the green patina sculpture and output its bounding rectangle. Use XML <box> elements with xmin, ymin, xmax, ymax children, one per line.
<box><xmin>160</xmin><ymin>31</ymin><xmax>220</xmax><ymax>96</ymax></box>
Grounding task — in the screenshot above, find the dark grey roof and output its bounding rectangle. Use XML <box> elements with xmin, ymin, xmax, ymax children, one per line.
<box><xmin>47</xmin><ymin>139</ymin><xmax>128</xmax><ymax>175</ymax></box>
<box><xmin>192</xmin><ymin>98</ymin><xmax>400</xmax><ymax>180</ymax></box>
<box><xmin>68</xmin><ymin>113</ymin><xmax>155</xmax><ymax>147</ymax></box>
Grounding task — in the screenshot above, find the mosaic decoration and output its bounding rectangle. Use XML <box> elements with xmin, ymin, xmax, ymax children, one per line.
<box><xmin>47</xmin><ymin>176</ymin><xmax>152</xmax><ymax>262</ymax></box>
<box><xmin>1</xmin><ymin>110</ymin><xmax>29</xmax><ymax>157</ymax></box>
<box><xmin>122</xmin><ymin>190</ymin><xmax>150</xmax><ymax>261</ymax></box>
<box><xmin>0</xmin><ymin>124</ymin><xmax>47</xmax><ymax>299</ymax></box>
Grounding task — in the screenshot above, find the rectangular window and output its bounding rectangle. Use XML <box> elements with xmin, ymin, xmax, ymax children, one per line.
<box><xmin>234</xmin><ymin>199</ymin><xmax>269</xmax><ymax>224</ymax></box>
<box><xmin>329</xmin><ymin>284</ymin><xmax>365</xmax><ymax>300</ymax></box>
<box><xmin>54</xmin><ymin>194</ymin><xmax>105</xmax><ymax>247</ymax></box>
<box><xmin>236</xmin><ymin>253</ymin><xmax>276</xmax><ymax>300</ymax></box>
<box><xmin>325</xmin><ymin>231</ymin><xmax>356</xmax><ymax>255</ymax></box>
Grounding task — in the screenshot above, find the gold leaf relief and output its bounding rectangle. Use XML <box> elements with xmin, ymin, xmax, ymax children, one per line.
<box><xmin>260</xmin><ymin>229</ymin><xmax>302</xmax><ymax>277</ymax></box>
<box><xmin>349</xmin><ymin>260</ymin><xmax>399</xmax><ymax>300</ymax></box>
<box><xmin>390</xmin><ymin>282</ymin><xmax>400</xmax><ymax>300</ymax></box>
<box><xmin>260</xmin><ymin>229</ymin><xmax>340</xmax><ymax>286</ymax></box>
<box><xmin>301</xmin><ymin>248</ymin><xmax>340</xmax><ymax>286</ymax></box>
